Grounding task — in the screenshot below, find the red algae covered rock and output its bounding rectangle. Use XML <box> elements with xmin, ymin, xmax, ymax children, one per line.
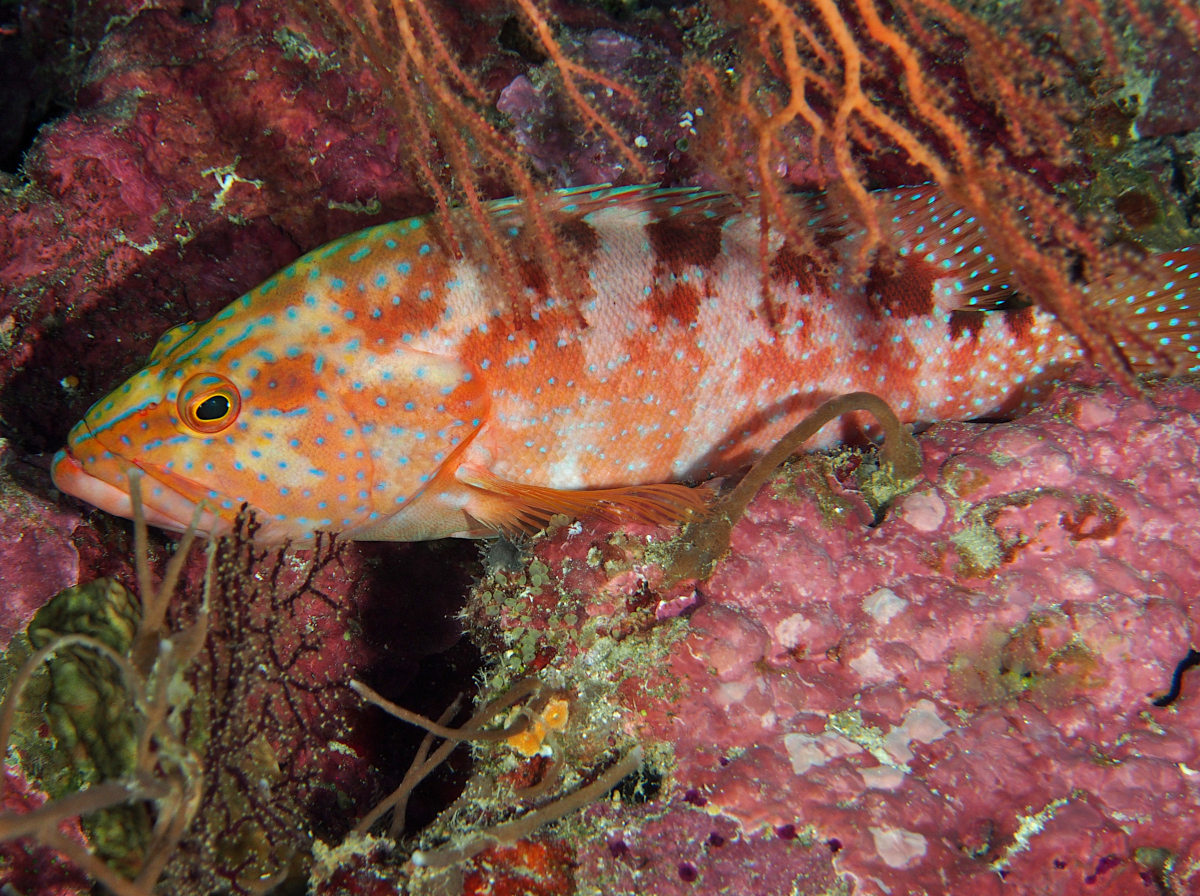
<box><xmin>460</xmin><ymin>369</ymin><xmax>1200</xmax><ymax>895</ymax></box>
<box><xmin>0</xmin><ymin>0</ymin><xmax>424</xmax><ymax>455</ymax></box>
<box><xmin>0</xmin><ymin>446</ymin><xmax>81</xmax><ymax>645</ymax></box>
<box><xmin>0</xmin><ymin>768</ymin><xmax>90</xmax><ymax>896</ymax></box>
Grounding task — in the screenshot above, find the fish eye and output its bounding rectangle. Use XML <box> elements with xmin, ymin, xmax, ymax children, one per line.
<box><xmin>195</xmin><ymin>394</ymin><xmax>229</xmax><ymax>420</ymax></box>
<box><xmin>179</xmin><ymin>373</ymin><xmax>241</xmax><ymax>434</ymax></box>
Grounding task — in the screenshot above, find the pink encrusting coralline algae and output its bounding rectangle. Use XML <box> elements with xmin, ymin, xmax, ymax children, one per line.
<box><xmin>453</xmin><ymin>367</ymin><xmax>1200</xmax><ymax>896</ymax></box>
<box><xmin>6</xmin><ymin>0</ymin><xmax>1200</xmax><ymax>892</ymax></box>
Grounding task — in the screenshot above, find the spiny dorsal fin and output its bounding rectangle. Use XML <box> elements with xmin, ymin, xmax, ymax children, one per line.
<box><xmin>485</xmin><ymin>184</ymin><xmax>746</xmax><ymax>229</ymax></box>
<box><xmin>872</xmin><ymin>187</ymin><xmax>1026</xmax><ymax>312</ymax></box>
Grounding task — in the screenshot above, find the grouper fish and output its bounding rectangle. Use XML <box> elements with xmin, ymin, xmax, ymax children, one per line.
<box><xmin>51</xmin><ymin>185</ymin><xmax>1200</xmax><ymax>544</ymax></box>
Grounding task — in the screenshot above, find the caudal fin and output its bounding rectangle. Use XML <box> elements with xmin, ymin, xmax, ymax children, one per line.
<box><xmin>1091</xmin><ymin>248</ymin><xmax>1200</xmax><ymax>375</ymax></box>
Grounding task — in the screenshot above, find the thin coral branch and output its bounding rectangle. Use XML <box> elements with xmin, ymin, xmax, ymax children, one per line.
<box><xmin>128</xmin><ymin>470</ymin><xmax>205</xmax><ymax>676</ymax></box>
<box><xmin>353</xmin><ymin>676</ymin><xmax>642</xmax><ymax>871</ymax></box>
<box><xmin>0</xmin><ymin>782</ymin><xmax>143</xmax><ymax>843</ymax></box>
<box><xmin>351</xmin><ymin>678</ymin><xmax>537</xmax><ymax>743</ymax></box>
<box><xmin>665</xmin><ymin>391</ymin><xmax>921</xmax><ymax>585</ymax></box>
<box><xmin>42</xmin><ymin>827</ymin><xmax>158</xmax><ymax>896</ymax></box>
<box><xmin>407</xmin><ymin>0</ymin><xmax>491</xmax><ymax>107</ymax></box>
<box><xmin>351</xmin><ymin>678</ymin><xmax>542</xmax><ymax>839</ymax></box>
<box><xmin>809</xmin><ymin>0</ymin><xmax>885</xmax><ymax>263</ymax></box>
<box><xmin>353</xmin><ymin>696</ymin><xmax>461</xmax><ymax>838</ymax></box>
<box><xmin>511</xmin><ymin>0</ymin><xmax>649</xmax><ymax>181</ymax></box>
<box><xmin>388</xmin><ymin>697</ymin><xmax>462</xmax><ymax>838</ymax></box>
<box><xmin>410</xmin><ymin>745</ymin><xmax>644</xmax><ymax>868</ymax></box>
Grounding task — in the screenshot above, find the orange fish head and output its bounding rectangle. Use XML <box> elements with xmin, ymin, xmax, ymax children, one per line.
<box><xmin>50</xmin><ymin>315</ymin><xmax>381</xmax><ymax>544</ymax></box>
<box><xmin>53</xmin><ymin>283</ymin><xmax>494</xmax><ymax>545</ymax></box>
<box><xmin>52</xmin><ymin>325</ymin><xmax>241</xmax><ymax>539</ymax></box>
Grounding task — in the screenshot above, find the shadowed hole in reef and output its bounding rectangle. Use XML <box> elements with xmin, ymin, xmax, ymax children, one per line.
<box><xmin>0</xmin><ymin>27</ymin><xmax>60</xmax><ymax>174</ymax></box>
<box><xmin>333</xmin><ymin>538</ymin><xmax>487</xmax><ymax>842</ymax></box>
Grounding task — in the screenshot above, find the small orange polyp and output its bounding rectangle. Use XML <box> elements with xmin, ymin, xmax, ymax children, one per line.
<box><xmin>542</xmin><ymin>697</ymin><xmax>569</xmax><ymax>731</ymax></box>
<box><xmin>505</xmin><ymin>697</ymin><xmax>570</xmax><ymax>756</ymax></box>
<box><xmin>506</xmin><ymin>717</ymin><xmax>547</xmax><ymax>757</ymax></box>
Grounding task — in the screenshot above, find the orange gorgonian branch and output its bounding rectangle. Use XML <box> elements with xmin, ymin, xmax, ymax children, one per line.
<box><xmin>318</xmin><ymin>0</ymin><xmax>651</xmax><ymax>323</ymax></box>
<box><xmin>687</xmin><ymin>0</ymin><xmax>1193</xmax><ymax>386</ymax></box>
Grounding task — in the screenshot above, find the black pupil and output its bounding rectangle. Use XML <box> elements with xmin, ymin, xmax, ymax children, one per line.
<box><xmin>195</xmin><ymin>394</ymin><xmax>230</xmax><ymax>421</ymax></box>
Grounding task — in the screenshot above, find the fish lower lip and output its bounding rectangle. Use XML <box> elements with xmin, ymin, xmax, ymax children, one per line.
<box><xmin>51</xmin><ymin>448</ymin><xmax>202</xmax><ymax>533</ymax></box>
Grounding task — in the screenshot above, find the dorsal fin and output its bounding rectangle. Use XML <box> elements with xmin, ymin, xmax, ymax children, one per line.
<box><xmin>484</xmin><ymin>184</ymin><xmax>747</xmax><ymax>229</ymax></box>
<box><xmin>148</xmin><ymin>320</ymin><xmax>199</xmax><ymax>362</ymax></box>
<box><xmin>871</xmin><ymin>187</ymin><xmax>1026</xmax><ymax>313</ymax></box>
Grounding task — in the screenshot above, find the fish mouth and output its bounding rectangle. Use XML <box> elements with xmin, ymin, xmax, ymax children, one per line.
<box><xmin>52</xmin><ymin>446</ymin><xmax>233</xmax><ymax>539</ymax></box>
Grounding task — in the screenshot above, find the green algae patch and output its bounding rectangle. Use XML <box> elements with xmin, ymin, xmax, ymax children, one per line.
<box><xmin>772</xmin><ymin>452</ymin><xmax>868</xmax><ymax>529</ymax></box>
<box><xmin>827</xmin><ymin>709</ymin><xmax>904</xmax><ymax>771</ymax></box>
<box><xmin>950</xmin><ymin>522</ymin><xmax>1005</xmax><ymax>577</ymax></box>
<box><xmin>1</xmin><ymin>578</ymin><xmax>152</xmax><ymax>877</ymax></box>
<box><xmin>941</xmin><ymin>459</ymin><xmax>992</xmax><ymax>499</ymax></box>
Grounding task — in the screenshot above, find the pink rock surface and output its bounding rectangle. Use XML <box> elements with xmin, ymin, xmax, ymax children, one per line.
<box><xmin>0</xmin><ymin>455</ymin><xmax>81</xmax><ymax>645</ymax></box>
<box><xmin>0</xmin><ymin>769</ymin><xmax>90</xmax><ymax>896</ymax></box>
<box><xmin>462</xmin><ymin>368</ymin><xmax>1200</xmax><ymax>895</ymax></box>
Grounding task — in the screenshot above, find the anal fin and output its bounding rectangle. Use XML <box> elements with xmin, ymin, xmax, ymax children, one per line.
<box><xmin>346</xmin><ymin>466</ymin><xmax>709</xmax><ymax>542</ymax></box>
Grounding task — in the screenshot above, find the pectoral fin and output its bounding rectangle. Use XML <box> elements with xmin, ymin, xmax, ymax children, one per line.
<box><xmin>347</xmin><ymin>464</ymin><xmax>708</xmax><ymax>541</ymax></box>
<box><xmin>454</xmin><ymin>466</ymin><xmax>708</xmax><ymax>536</ymax></box>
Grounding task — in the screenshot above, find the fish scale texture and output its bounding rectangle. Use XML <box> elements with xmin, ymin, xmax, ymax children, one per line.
<box><xmin>452</xmin><ymin>367</ymin><xmax>1200</xmax><ymax>896</ymax></box>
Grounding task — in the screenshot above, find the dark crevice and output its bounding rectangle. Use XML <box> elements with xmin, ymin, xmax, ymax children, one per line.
<box><xmin>0</xmin><ymin>26</ymin><xmax>62</xmax><ymax>174</ymax></box>
<box><xmin>350</xmin><ymin>539</ymin><xmax>486</xmax><ymax>839</ymax></box>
